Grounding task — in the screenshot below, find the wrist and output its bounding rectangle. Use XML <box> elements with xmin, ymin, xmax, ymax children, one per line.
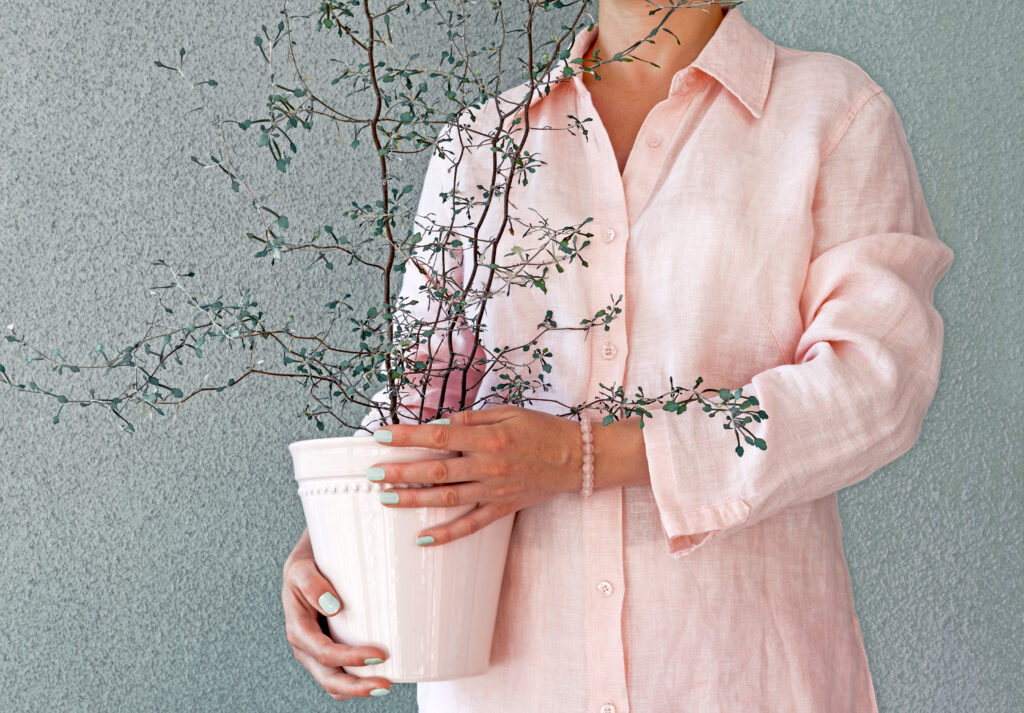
<box><xmin>564</xmin><ymin>415</ymin><xmax>586</xmax><ymax>496</ymax></box>
<box><xmin>564</xmin><ymin>413</ymin><xmax>597</xmax><ymax>497</ymax></box>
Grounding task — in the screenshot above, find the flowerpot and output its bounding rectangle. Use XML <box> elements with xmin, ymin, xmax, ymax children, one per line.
<box><xmin>288</xmin><ymin>435</ymin><xmax>516</xmax><ymax>682</ymax></box>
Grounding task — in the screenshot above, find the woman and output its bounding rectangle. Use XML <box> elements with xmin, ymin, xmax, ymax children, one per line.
<box><xmin>281</xmin><ymin>2</ymin><xmax>954</xmax><ymax>710</ymax></box>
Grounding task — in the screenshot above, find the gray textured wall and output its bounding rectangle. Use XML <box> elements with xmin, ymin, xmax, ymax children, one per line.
<box><xmin>1</xmin><ymin>1</ymin><xmax>1020</xmax><ymax>711</ymax></box>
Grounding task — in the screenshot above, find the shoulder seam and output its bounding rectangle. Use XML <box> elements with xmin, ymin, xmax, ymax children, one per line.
<box><xmin>820</xmin><ymin>87</ymin><xmax>886</xmax><ymax>162</ymax></box>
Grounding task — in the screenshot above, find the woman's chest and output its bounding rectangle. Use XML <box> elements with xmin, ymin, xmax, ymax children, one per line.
<box><xmin>465</xmin><ymin>91</ymin><xmax>829</xmax><ymax>396</ymax></box>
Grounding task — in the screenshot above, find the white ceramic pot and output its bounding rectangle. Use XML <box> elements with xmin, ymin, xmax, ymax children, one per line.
<box><xmin>288</xmin><ymin>435</ymin><xmax>515</xmax><ymax>682</ymax></box>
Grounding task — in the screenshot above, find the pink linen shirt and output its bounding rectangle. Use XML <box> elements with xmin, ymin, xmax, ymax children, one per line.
<box><xmin>359</xmin><ymin>6</ymin><xmax>955</xmax><ymax>712</ymax></box>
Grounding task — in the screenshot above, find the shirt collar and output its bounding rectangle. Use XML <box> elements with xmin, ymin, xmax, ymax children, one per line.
<box><xmin>504</xmin><ymin>6</ymin><xmax>775</xmax><ymax>120</ymax></box>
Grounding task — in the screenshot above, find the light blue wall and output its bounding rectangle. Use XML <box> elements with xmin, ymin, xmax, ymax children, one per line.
<box><xmin>1</xmin><ymin>1</ymin><xmax>1020</xmax><ymax>711</ymax></box>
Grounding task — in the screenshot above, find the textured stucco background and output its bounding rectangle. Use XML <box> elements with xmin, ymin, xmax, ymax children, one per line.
<box><xmin>1</xmin><ymin>0</ymin><xmax>1021</xmax><ymax>711</ymax></box>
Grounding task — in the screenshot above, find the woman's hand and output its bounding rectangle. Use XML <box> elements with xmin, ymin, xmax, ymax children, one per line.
<box><xmin>281</xmin><ymin>529</ymin><xmax>394</xmax><ymax>700</ymax></box>
<box><xmin>367</xmin><ymin>405</ymin><xmax>582</xmax><ymax>547</ymax></box>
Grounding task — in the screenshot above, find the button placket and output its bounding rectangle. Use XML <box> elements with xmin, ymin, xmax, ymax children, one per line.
<box><xmin>579</xmin><ymin>82</ymin><xmax>630</xmax><ymax>713</ymax></box>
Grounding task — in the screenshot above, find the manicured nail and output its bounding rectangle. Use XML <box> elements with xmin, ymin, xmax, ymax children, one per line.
<box><xmin>380</xmin><ymin>492</ymin><xmax>399</xmax><ymax>505</ymax></box>
<box><xmin>369</xmin><ymin>688</ymin><xmax>391</xmax><ymax>697</ymax></box>
<box><xmin>373</xmin><ymin>429</ymin><xmax>392</xmax><ymax>443</ymax></box>
<box><xmin>428</xmin><ymin>418</ymin><xmax>450</xmax><ymax>424</ymax></box>
<box><xmin>318</xmin><ymin>592</ymin><xmax>341</xmax><ymax>615</ymax></box>
<box><xmin>366</xmin><ymin>466</ymin><xmax>385</xmax><ymax>481</ymax></box>
<box><xmin>416</xmin><ymin>535</ymin><xmax>435</xmax><ymax>546</ymax></box>
<box><xmin>363</xmin><ymin>657</ymin><xmax>384</xmax><ymax>665</ymax></box>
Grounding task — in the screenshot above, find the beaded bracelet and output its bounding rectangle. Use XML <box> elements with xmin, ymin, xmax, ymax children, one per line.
<box><xmin>580</xmin><ymin>414</ymin><xmax>595</xmax><ymax>498</ymax></box>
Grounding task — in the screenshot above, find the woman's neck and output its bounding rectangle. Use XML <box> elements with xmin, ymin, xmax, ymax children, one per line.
<box><xmin>581</xmin><ymin>1</ymin><xmax>727</xmax><ymax>93</ymax></box>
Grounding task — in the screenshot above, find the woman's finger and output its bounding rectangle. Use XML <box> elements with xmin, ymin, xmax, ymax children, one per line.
<box><xmin>369</xmin><ymin>452</ymin><xmax>501</xmax><ymax>487</ymax></box>
<box><xmin>282</xmin><ymin>588</ymin><xmax>390</xmax><ymax>668</ymax></box>
<box><xmin>449</xmin><ymin>405</ymin><xmax>518</xmax><ymax>427</ymax></box>
<box><xmin>371</xmin><ymin>417</ymin><xmax>505</xmax><ymax>454</ymax></box>
<box><xmin>410</xmin><ymin>503</ymin><xmax>505</xmax><ymax>547</ymax></box>
<box><xmin>378</xmin><ymin>479</ymin><xmax>490</xmax><ymax>508</ymax></box>
<box><xmin>292</xmin><ymin>645</ymin><xmax>393</xmax><ymax>700</ymax></box>
<box><xmin>286</xmin><ymin>556</ymin><xmax>346</xmax><ymax>618</ymax></box>
<box><xmin>282</xmin><ymin>559</ymin><xmax>389</xmax><ymax>667</ymax></box>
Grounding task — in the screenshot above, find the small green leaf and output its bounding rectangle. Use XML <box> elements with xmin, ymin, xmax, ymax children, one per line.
<box><xmin>277</xmin><ymin>215</ymin><xmax>289</xmax><ymax>229</ymax></box>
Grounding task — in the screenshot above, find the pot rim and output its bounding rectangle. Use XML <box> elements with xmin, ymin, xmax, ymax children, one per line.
<box><xmin>288</xmin><ymin>433</ymin><xmax>455</xmax><ymax>456</ymax></box>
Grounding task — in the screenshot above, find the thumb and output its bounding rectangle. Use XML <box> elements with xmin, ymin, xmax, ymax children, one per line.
<box><xmin>289</xmin><ymin>557</ymin><xmax>343</xmax><ymax>616</ymax></box>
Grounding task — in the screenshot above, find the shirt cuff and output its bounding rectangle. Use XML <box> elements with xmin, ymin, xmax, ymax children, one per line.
<box><xmin>641</xmin><ymin>404</ymin><xmax>752</xmax><ymax>558</ymax></box>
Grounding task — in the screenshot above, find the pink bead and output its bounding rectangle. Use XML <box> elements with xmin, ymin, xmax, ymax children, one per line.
<box><xmin>579</xmin><ymin>415</ymin><xmax>596</xmax><ymax>498</ymax></box>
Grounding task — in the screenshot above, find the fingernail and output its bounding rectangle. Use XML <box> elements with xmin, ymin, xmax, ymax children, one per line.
<box><xmin>380</xmin><ymin>492</ymin><xmax>399</xmax><ymax>505</ymax></box>
<box><xmin>416</xmin><ymin>535</ymin><xmax>435</xmax><ymax>546</ymax></box>
<box><xmin>369</xmin><ymin>688</ymin><xmax>391</xmax><ymax>697</ymax></box>
<box><xmin>373</xmin><ymin>429</ymin><xmax>392</xmax><ymax>443</ymax></box>
<box><xmin>363</xmin><ymin>657</ymin><xmax>384</xmax><ymax>665</ymax></box>
<box><xmin>318</xmin><ymin>592</ymin><xmax>341</xmax><ymax>615</ymax></box>
<box><xmin>428</xmin><ymin>418</ymin><xmax>450</xmax><ymax>425</ymax></box>
<box><xmin>366</xmin><ymin>467</ymin><xmax>385</xmax><ymax>481</ymax></box>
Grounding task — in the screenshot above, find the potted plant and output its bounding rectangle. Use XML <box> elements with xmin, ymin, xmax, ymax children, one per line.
<box><xmin>1</xmin><ymin>0</ymin><xmax>767</xmax><ymax>683</ymax></box>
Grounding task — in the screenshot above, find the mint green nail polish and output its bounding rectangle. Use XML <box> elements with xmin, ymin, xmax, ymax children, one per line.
<box><xmin>366</xmin><ymin>466</ymin><xmax>385</xmax><ymax>481</ymax></box>
<box><xmin>428</xmin><ymin>418</ymin><xmax>450</xmax><ymax>424</ymax></box>
<box><xmin>363</xmin><ymin>657</ymin><xmax>384</xmax><ymax>665</ymax></box>
<box><xmin>318</xmin><ymin>592</ymin><xmax>340</xmax><ymax>616</ymax></box>
<box><xmin>416</xmin><ymin>535</ymin><xmax>435</xmax><ymax>546</ymax></box>
<box><xmin>369</xmin><ymin>688</ymin><xmax>391</xmax><ymax>696</ymax></box>
<box><xmin>380</xmin><ymin>492</ymin><xmax>399</xmax><ymax>505</ymax></box>
<box><xmin>373</xmin><ymin>429</ymin><xmax>392</xmax><ymax>443</ymax></box>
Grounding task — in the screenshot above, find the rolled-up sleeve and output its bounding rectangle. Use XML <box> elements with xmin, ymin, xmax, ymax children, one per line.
<box><xmin>358</xmin><ymin>120</ymin><xmax>488</xmax><ymax>432</ymax></box>
<box><xmin>641</xmin><ymin>88</ymin><xmax>956</xmax><ymax>558</ymax></box>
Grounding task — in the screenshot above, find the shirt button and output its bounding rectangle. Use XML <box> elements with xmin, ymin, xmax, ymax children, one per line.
<box><xmin>600</xmin><ymin>343</ymin><xmax>617</xmax><ymax>360</ymax></box>
<box><xmin>602</xmin><ymin>228</ymin><xmax>615</xmax><ymax>243</ymax></box>
<box><xmin>597</xmin><ymin>580</ymin><xmax>613</xmax><ymax>596</ymax></box>
<box><xmin>646</xmin><ymin>134</ymin><xmax>662</xmax><ymax>148</ymax></box>
<box><xmin>600</xmin><ymin>704</ymin><xmax>616</xmax><ymax>713</ymax></box>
